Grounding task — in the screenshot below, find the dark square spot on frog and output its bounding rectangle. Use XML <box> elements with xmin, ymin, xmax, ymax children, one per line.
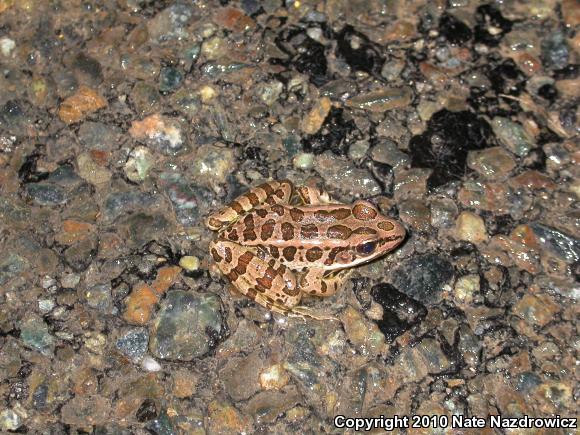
<box><xmin>255</xmin><ymin>208</ymin><xmax>268</xmax><ymax>218</ymax></box>
<box><xmin>283</xmin><ymin>246</ymin><xmax>297</xmax><ymax>261</ymax></box>
<box><xmin>290</xmin><ymin>207</ymin><xmax>304</xmax><ymax>222</ymax></box>
<box><xmin>330</xmin><ymin>208</ymin><xmax>351</xmax><ymax>220</ymax></box>
<box><xmin>327</xmin><ymin>225</ymin><xmax>352</xmax><ymax>240</ymax></box>
<box><xmin>261</xmin><ymin>219</ymin><xmax>276</xmax><ymax>240</ymax></box>
<box><xmin>271</xmin><ymin>204</ymin><xmax>285</xmax><ymax>216</ymax></box>
<box><xmin>227</xmin><ymin>229</ymin><xmax>239</xmax><ymax>241</ymax></box>
<box><xmin>281</xmin><ymin>222</ymin><xmax>295</xmax><ymax>241</ymax></box>
<box><xmin>301</xmin><ymin>224</ymin><xmax>319</xmax><ymax>239</ymax></box>
<box><xmin>306</xmin><ymin>247</ymin><xmax>323</xmax><ymax>262</ymax></box>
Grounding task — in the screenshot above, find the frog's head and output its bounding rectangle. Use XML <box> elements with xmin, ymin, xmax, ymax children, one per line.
<box><xmin>331</xmin><ymin>200</ymin><xmax>405</xmax><ymax>269</ymax></box>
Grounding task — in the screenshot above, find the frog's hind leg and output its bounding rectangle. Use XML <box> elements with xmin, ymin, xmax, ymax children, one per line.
<box><xmin>211</xmin><ymin>239</ymin><xmax>301</xmax><ymax>310</ymax></box>
<box><xmin>295</xmin><ymin>185</ymin><xmax>341</xmax><ymax>206</ymax></box>
<box><xmin>206</xmin><ymin>180</ymin><xmax>293</xmax><ymax>230</ymax></box>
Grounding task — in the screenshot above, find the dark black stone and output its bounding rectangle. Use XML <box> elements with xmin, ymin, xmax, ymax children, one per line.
<box><xmin>335</xmin><ymin>25</ymin><xmax>384</xmax><ymax>76</ymax></box>
<box><xmin>390</xmin><ymin>254</ymin><xmax>454</xmax><ymax>305</ymax></box>
<box><xmin>370</xmin><ymin>283</ymin><xmax>427</xmax><ymax>341</ymax></box>
<box><xmin>370</xmin><ymin>161</ymin><xmax>394</xmax><ymax>196</ymax></box>
<box><xmin>293</xmin><ymin>39</ymin><xmax>328</xmax><ymax>86</ymax></box>
<box><xmin>486</xmin><ymin>213</ymin><xmax>516</xmax><ymax>236</ymax></box>
<box><xmin>73</xmin><ymin>53</ymin><xmax>103</xmax><ymax>84</ymax></box>
<box><xmin>136</xmin><ymin>399</ymin><xmax>157</xmax><ymax>422</ymax></box>
<box><xmin>18</xmin><ymin>150</ymin><xmax>50</xmax><ymax>183</ymax></box>
<box><xmin>408</xmin><ymin>109</ymin><xmax>492</xmax><ymax>189</ymax></box>
<box><xmin>302</xmin><ymin>107</ymin><xmax>355</xmax><ymax>155</ymax></box>
<box><xmin>537</xmin><ymin>83</ymin><xmax>558</xmax><ymax>102</ymax></box>
<box><xmin>244</xmin><ymin>146</ymin><xmax>265</xmax><ymax>160</ymax></box>
<box><xmin>272</xmin><ymin>28</ymin><xmax>329</xmax><ymax>86</ymax></box>
<box><xmin>474</xmin><ymin>4</ymin><xmax>513</xmax><ymax>46</ymax></box>
<box><xmin>487</xmin><ymin>59</ymin><xmax>526</xmax><ymax>96</ymax></box>
<box><xmin>439</xmin><ymin>14</ymin><xmax>472</xmax><ymax>44</ymax></box>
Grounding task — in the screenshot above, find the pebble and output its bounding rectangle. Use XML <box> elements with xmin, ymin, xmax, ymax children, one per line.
<box><xmin>467</xmin><ymin>147</ymin><xmax>516</xmax><ymax>179</ymax></box>
<box><xmin>347</xmin><ymin>140</ymin><xmax>370</xmax><ymax>161</ymax></box>
<box><xmin>301</xmin><ymin>97</ymin><xmax>331</xmax><ymax>134</ymax></box>
<box><xmin>158</xmin><ymin>66</ymin><xmax>183</xmax><ymax>93</ymax></box>
<box><xmin>391</xmin><ymin>254</ymin><xmax>454</xmax><ymax>305</ymax></box>
<box><xmin>455</xmin><ymin>211</ymin><xmax>489</xmax><ymax>244</ymax></box>
<box><xmin>207</xmin><ymin>400</ymin><xmax>253</xmax><ymax>435</ymax></box>
<box><xmin>58</xmin><ymin>86</ymin><xmax>107</xmax><ymax>124</ymax></box>
<box><xmin>141</xmin><ymin>356</ymin><xmax>162</xmax><ymax>372</ymax></box>
<box><xmin>85</xmin><ymin>282</ymin><xmax>113</xmax><ymax>313</ymax></box>
<box><xmin>454</xmin><ymin>274</ymin><xmax>480</xmax><ymax>305</ymax></box>
<box><xmin>512</xmin><ymin>293</ymin><xmax>560</xmax><ymax>327</ymax></box>
<box><xmin>191</xmin><ymin>144</ymin><xmax>235</xmax><ymax>186</ymax></box>
<box><xmin>38</xmin><ymin>298</ymin><xmax>55</xmax><ymax>313</ymax></box>
<box><xmin>179</xmin><ymin>255</ymin><xmax>199</xmax><ymax>271</ymax></box>
<box><xmin>430</xmin><ymin>197</ymin><xmax>458</xmax><ymax>228</ymax></box>
<box><xmin>20</xmin><ymin>316</ymin><xmax>54</xmax><ymax>356</ymax></box>
<box><xmin>341</xmin><ymin>306</ymin><xmax>386</xmax><ymax>356</ymax></box>
<box><xmin>256</xmin><ymin>80</ymin><xmax>283</xmax><ymax>106</ymax></box>
<box><xmin>147</xmin><ymin>4</ymin><xmax>194</xmax><ymax>42</ymax></box>
<box><xmin>259</xmin><ymin>364</ymin><xmax>290</xmax><ymax>390</ymax></box>
<box><xmin>220</xmin><ymin>351</ymin><xmax>263</xmax><ymax>401</ymax></box>
<box><xmin>541</xmin><ymin>31</ymin><xmax>569</xmax><ymax>70</ymax></box>
<box><xmin>26</xmin><ymin>183</ymin><xmax>67</xmax><ymax>206</ymax></box>
<box><xmin>0</xmin><ymin>253</ymin><xmax>28</xmax><ymax>286</ymax></box>
<box><xmin>370</xmin><ymin>139</ymin><xmax>410</xmax><ymax>169</ymax></box>
<box><xmin>346</xmin><ymin>86</ymin><xmax>413</xmax><ymax>112</ymax></box>
<box><xmin>0</xmin><ymin>409</ymin><xmax>22</xmax><ymax>431</ymax></box>
<box><xmin>315</xmin><ymin>152</ymin><xmax>381</xmax><ymax>197</ymax></box>
<box><xmin>491</xmin><ymin>117</ymin><xmax>535</xmax><ymax>157</ymax></box>
<box><xmin>124</xmin><ymin>146</ymin><xmax>155</xmax><ymax>182</ymax></box>
<box><xmin>116</xmin><ymin>328</ymin><xmax>149</xmax><ymax>363</ymax></box>
<box><xmin>530</xmin><ymin>223</ymin><xmax>580</xmax><ymax>263</ymax></box>
<box><xmin>149</xmin><ymin>290</ymin><xmax>224</xmax><ymax>361</ymax></box>
<box><xmin>0</xmin><ymin>37</ymin><xmax>15</xmax><ymax>57</ymax></box>
<box><xmin>129</xmin><ymin>114</ymin><xmax>185</xmax><ymax>155</ymax></box>
<box><xmin>292</xmin><ymin>152</ymin><xmax>315</xmax><ymax>170</ymax></box>
<box><xmin>398</xmin><ymin>199</ymin><xmax>431</xmax><ymax>232</ymax></box>
<box><xmin>123</xmin><ymin>282</ymin><xmax>159</xmax><ymax>326</ymax></box>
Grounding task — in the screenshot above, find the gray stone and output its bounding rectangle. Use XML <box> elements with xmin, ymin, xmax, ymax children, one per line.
<box><xmin>491</xmin><ymin>117</ymin><xmax>535</xmax><ymax>157</ymax></box>
<box><xmin>20</xmin><ymin>316</ymin><xmax>55</xmax><ymax>356</ymax></box>
<box><xmin>150</xmin><ymin>290</ymin><xmax>224</xmax><ymax>361</ymax></box>
<box><xmin>116</xmin><ymin>328</ymin><xmax>149</xmax><ymax>363</ymax></box>
<box><xmin>390</xmin><ymin>254</ymin><xmax>454</xmax><ymax>305</ymax></box>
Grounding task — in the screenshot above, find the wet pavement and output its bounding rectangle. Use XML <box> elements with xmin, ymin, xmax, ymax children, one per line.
<box><xmin>0</xmin><ymin>0</ymin><xmax>578</xmax><ymax>433</ymax></box>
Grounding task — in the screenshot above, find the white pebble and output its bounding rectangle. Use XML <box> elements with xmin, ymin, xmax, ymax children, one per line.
<box><xmin>141</xmin><ymin>355</ymin><xmax>162</xmax><ymax>372</ymax></box>
<box><xmin>0</xmin><ymin>37</ymin><xmax>15</xmax><ymax>57</ymax></box>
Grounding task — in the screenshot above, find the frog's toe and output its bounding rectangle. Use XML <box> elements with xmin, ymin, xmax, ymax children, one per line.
<box><xmin>289</xmin><ymin>305</ymin><xmax>338</xmax><ymax>321</ymax></box>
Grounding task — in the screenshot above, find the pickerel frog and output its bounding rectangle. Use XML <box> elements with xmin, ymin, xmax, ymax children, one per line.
<box><xmin>206</xmin><ymin>180</ymin><xmax>405</xmax><ymax>319</ymax></box>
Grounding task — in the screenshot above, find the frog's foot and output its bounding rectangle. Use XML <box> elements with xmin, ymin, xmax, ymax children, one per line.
<box><xmin>287</xmin><ymin>305</ymin><xmax>339</xmax><ymax>321</ymax></box>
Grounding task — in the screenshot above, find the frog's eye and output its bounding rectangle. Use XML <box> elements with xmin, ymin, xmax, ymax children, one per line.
<box><xmin>357</xmin><ymin>241</ymin><xmax>377</xmax><ymax>256</ymax></box>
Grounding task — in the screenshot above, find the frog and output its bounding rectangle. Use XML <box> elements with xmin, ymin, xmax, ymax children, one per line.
<box><xmin>206</xmin><ymin>180</ymin><xmax>405</xmax><ymax>319</ymax></box>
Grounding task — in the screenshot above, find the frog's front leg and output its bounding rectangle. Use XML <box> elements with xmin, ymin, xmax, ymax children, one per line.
<box><xmin>210</xmin><ymin>239</ymin><xmax>302</xmax><ymax>312</ymax></box>
<box><xmin>206</xmin><ymin>180</ymin><xmax>293</xmax><ymax>230</ymax></box>
<box><xmin>299</xmin><ymin>267</ymin><xmax>351</xmax><ymax>297</ymax></box>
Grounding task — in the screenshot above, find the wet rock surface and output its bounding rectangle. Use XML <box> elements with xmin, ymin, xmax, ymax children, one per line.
<box><xmin>0</xmin><ymin>0</ymin><xmax>578</xmax><ymax>433</ymax></box>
